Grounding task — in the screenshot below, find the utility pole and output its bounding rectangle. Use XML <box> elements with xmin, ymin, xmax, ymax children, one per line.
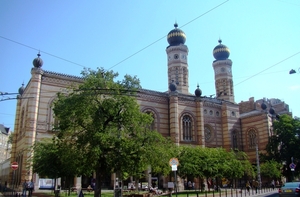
<box><xmin>256</xmin><ymin>144</ymin><xmax>261</xmax><ymax>189</ymax></box>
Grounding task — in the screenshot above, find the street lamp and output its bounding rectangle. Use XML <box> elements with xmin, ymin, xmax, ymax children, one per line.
<box><xmin>0</xmin><ymin>84</ymin><xmax>33</xmax><ymax>102</ymax></box>
<box><xmin>259</xmin><ymin>99</ymin><xmax>279</xmax><ymax>188</ymax></box>
<box><xmin>290</xmin><ymin>157</ymin><xmax>296</xmax><ymax>181</ymax></box>
<box><xmin>289</xmin><ymin>67</ymin><xmax>300</xmax><ymax>74</ymax></box>
<box><xmin>256</xmin><ymin>143</ymin><xmax>262</xmax><ymax>189</ymax></box>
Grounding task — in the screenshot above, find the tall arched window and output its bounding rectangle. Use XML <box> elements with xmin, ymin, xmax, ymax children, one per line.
<box><xmin>146</xmin><ymin>111</ymin><xmax>155</xmax><ymax>131</ymax></box>
<box><xmin>20</xmin><ymin>108</ymin><xmax>25</xmax><ymax>130</ymax></box>
<box><xmin>232</xmin><ymin>130</ymin><xmax>239</xmax><ymax>149</ymax></box>
<box><xmin>204</xmin><ymin>125</ymin><xmax>214</xmax><ymax>142</ymax></box>
<box><xmin>248</xmin><ymin>128</ymin><xmax>257</xmax><ymax>149</ymax></box>
<box><xmin>182</xmin><ymin>115</ymin><xmax>193</xmax><ymax>141</ymax></box>
<box><xmin>48</xmin><ymin>99</ymin><xmax>59</xmax><ymax>131</ymax></box>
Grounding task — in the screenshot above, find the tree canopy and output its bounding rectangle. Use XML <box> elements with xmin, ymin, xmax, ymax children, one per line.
<box><xmin>264</xmin><ymin>114</ymin><xmax>300</xmax><ymax>181</ymax></box>
<box><xmin>260</xmin><ymin>160</ymin><xmax>281</xmax><ymax>180</ymax></box>
<box><xmin>177</xmin><ymin>146</ymin><xmax>254</xmax><ymax>184</ymax></box>
<box><xmin>43</xmin><ymin>68</ymin><xmax>174</xmax><ymax>197</ymax></box>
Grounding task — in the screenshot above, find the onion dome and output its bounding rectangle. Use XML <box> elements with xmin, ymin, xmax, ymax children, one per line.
<box><xmin>169</xmin><ymin>80</ymin><xmax>177</xmax><ymax>92</ymax></box>
<box><xmin>33</xmin><ymin>53</ymin><xmax>43</xmax><ymax>68</ymax></box>
<box><xmin>213</xmin><ymin>39</ymin><xmax>230</xmax><ymax>60</ymax></box>
<box><xmin>269</xmin><ymin>107</ymin><xmax>276</xmax><ymax>115</ymax></box>
<box><xmin>261</xmin><ymin>101</ymin><xmax>267</xmax><ymax>110</ymax></box>
<box><xmin>18</xmin><ymin>83</ymin><xmax>25</xmax><ymax>95</ymax></box>
<box><xmin>167</xmin><ymin>23</ymin><xmax>186</xmax><ymax>46</ymax></box>
<box><xmin>195</xmin><ymin>84</ymin><xmax>202</xmax><ymax>97</ymax></box>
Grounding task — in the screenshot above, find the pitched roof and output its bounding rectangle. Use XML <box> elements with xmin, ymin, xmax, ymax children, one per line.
<box><xmin>0</xmin><ymin>124</ymin><xmax>9</xmax><ymax>135</ymax></box>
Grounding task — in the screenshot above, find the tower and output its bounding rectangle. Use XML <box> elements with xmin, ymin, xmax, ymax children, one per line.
<box><xmin>166</xmin><ymin>23</ymin><xmax>189</xmax><ymax>94</ymax></box>
<box><xmin>212</xmin><ymin>39</ymin><xmax>234</xmax><ymax>102</ymax></box>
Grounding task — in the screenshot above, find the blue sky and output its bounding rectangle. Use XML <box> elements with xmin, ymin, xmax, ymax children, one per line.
<box><xmin>1</xmin><ymin>0</ymin><xmax>300</xmax><ymax>131</ymax></box>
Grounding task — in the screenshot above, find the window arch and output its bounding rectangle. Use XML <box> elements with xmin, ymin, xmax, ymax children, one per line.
<box><xmin>248</xmin><ymin>128</ymin><xmax>257</xmax><ymax>149</ymax></box>
<box><xmin>182</xmin><ymin>114</ymin><xmax>193</xmax><ymax>141</ymax></box>
<box><xmin>47</xmin><ymin>98</ymin><xmax>59</xmax><ymax>131</ymax></box>
<box><xmin>145</xmin><ymin>111</ymin><xmax>155</xmax><ymax>131</ymax></box>
<box><xmin>142</xmin><ymin>108</ymin><xmax>158</xmax><ymax>131</ymax></box>
<box><xmin>20</xmin><ymin>107</ymin><xmax>25</xmax><ymax>130</ymax></box>
<box><xmin>204</xmin><ymin>124</ymin><xmax>214</xmax><ymax>142</ymax></box>
<box><xmin>232</xmin><ymin>130</ymin><xmax>239</xmax><ymax>149</ymax></box>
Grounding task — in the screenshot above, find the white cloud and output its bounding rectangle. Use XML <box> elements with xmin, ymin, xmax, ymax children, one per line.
<box><xmin>289</xmin><ymin>85</ymin><xmax>300</xmax><ymax>91</ymax></box>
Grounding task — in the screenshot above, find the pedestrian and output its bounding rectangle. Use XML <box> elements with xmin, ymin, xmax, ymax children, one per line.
<box><xmin>22</xmin><ymin>180</ymin><xmax>27</xmax><ymax>197</ymax></box>
<box><xmin>252</xmin><ymin>180</ymin><xmax>258</xmax><ymax>194</ymax></box>
<box><xmin>4</xmin><ymin>181</ymin><xmax>7</xmax><ymax>192</ymax></box>
<box><xmin>28</xmin><ymin>179</ymin><xmax>34</xmax><ymax>197</ymax></box>
<box><xmin>188</xmin><ymin>181</ymin><xmax>192</xmax><ymax>190</ymax></box>
<box><xmin>271</xmin><ymin>180</ymin><xmax>275</xmax><ymax>190</ymax></box>
<box><xmin>246</xmin><ymin>181</ymin><xmax>251</xmax><ymax>194</ymax></box>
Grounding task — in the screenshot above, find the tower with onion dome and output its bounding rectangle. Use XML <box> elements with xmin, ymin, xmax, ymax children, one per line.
<box><xmin>212</xmin><ymin>39</ymin><xmax>234</xmax><ymax>103</ymax></box>
<box><xmin>166</xmin><ymin>23</ymin><xmax>189</xmax><ymax>94</ymax></box>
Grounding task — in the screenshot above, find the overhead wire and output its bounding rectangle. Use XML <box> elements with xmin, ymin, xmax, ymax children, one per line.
<box><xmin>0</xmin><ymin>36</ymin><xmax>86</xmax><ymax>68</ymax></box>
<box><xmin>0</xmin><ymin>0</ymin><xmax>299</xmax><ymax>90</ymax></box>
<box><xmin>0</xmin><ymin>0</ymin><xmax>229</xmax><ymax>71</ymax></box>
<box><xmin>234</xmin><ymin>51</ymin><xmax>300</xmax><ymax>87</ymax></box>
<box><xmin>107</xmin><ymin>0</ymin><xmax>229</xmax><ymax>70</ymax></box>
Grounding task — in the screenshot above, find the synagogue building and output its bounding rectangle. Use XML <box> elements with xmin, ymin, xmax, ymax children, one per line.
<box><xmin>7</xmin><ymin>23</ymin><xmax>291</xmax><ymax>190</ymax></box>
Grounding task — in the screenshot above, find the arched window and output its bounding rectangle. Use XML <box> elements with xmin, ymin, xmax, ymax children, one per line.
<box><xmin>142</xmin><ymin>108</ymin><xmax>157</xmax><ymax>131</ymax></box>
<box><xmin>232</xmin><ymin>130</ymin><xmax>239</xmax><ymax>149</ymax></box>
<box><xmin>146</xmin><ymin>111</ymin><xmax>155</xmax><ymax>131</ymax></box>
<box><xmin>20</xmin><ymin>108</ymin><xmax>25</xmax><ymax>130</ymax></box>
<box><xmin>248</xmin><ymin>128</ymin><xmax>257</xmax><ymax>149</ymax></box>
<box><xmin>182</xmin><ymin>115</ymin><xmax>193</xmax><ymax>141</ymax></box>
<box><xmin>48</xmin><ymin>99</ymin><xmax>59</xmax><ymax>131</ymax></box>
<box><xmin>204</xmin><ymin>126</ymin><xmax>212</xmax><ymax>142</ymax></box>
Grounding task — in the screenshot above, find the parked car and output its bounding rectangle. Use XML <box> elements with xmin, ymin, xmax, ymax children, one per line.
<box><xmin>278</xmin><ymin>182</ymin><xmax>300</xmax><ymax>197</ymax></box>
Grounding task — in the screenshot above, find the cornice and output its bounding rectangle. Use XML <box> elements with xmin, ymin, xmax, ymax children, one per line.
<box><xmin>166</xmin><ymin>45</ymin><xmax>188</xmax><ymax>53</ymax></box>
<box><xmin>43</xmin><ymin>70</ymin><xmax>83</xmax><ymax>82</ymax></box>
<box><xmin>212</xmin><ymin>59</ymin><xmax>232</xmax><ymax>66</ymax></box>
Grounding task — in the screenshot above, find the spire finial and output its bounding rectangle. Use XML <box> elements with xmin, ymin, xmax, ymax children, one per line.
<box><xmin>174</xmin><ymin>22</ymin><xmax>178</xmax><ymax>28</ymax></box>
<box><xmin>218</xmin><ymin>39</ymin><xmax>222</xmax><ymax>44</ymax></box>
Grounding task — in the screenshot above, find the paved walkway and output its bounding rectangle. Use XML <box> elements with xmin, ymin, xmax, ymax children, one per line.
<box><xmin>177</xmin><ymin>189</ymin><xmax>278</xmax><ymax>197</ymax></box>
<box><xmin>0</xmin><ymin>188</ymin><xmax>279</xmax><ymax>197</ymax></box>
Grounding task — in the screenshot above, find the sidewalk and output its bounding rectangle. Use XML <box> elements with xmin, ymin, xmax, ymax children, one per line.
<box><xmin>168</xmin><ymin>188</ymin><xmax>278</xmax><ymax>197</ymax></box>
<box><xmin>0</xmin><ymin>188</ymin><xmax>279</xmax><ymax>197</ymax></box>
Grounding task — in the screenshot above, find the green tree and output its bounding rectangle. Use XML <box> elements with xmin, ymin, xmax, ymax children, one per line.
<box><xmin>264</xmin><ymin>114</ymin><xmax>300</xmax><ymax>181</ymax></box>
<box><xmin>177</xmin><ymin>146</ymin><xmax>253</xmax><ymax>189</ymax></box>
<box><xmin>260</xmin><ymin>160</ymin><xmax>281</xmax><ymax>181</ymax></box>
<box><xmin>52</xmin><ymin>68</ymin><xmax>173</xmax><ymax>197</ymax></box>
<box><xmin>31</xmin><ymin>138</ymin><xmax>81</xmax><ymax>193</ymax></box>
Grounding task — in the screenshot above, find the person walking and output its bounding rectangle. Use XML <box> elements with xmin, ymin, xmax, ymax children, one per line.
<box><xmin>22</xmin><ymin>180</ymin><xmax>27</xmax><ymax>197</ymax></box>
<box><xmin>28</xmin><ymin>179</ymin><xmax>34</xmax><ymax>197</ymax></box>
<box><xmin>271</xmin><ymin>180</ymin><xmax>275</xmax><ymax>190</ymax></box>
<box><xmin>252</xmin><ymin>180</ymin><xmax>258</xmax><ymax>194</ymax></box>
<box><xmin>246</xmin><ymin>181</ymin><xmax>251</xmax><ymax>194</ymax></box>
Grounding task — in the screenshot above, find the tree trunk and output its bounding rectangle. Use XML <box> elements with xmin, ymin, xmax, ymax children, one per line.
<box><xmin>94</xmin><ymin>169</ymin><xmax>103</xmax><ymax>197</ymax></box>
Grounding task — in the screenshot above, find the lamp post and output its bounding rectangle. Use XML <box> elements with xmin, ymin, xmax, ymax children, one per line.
<box><xmin>260</xmin><ymin>99</ymin><xmax>279</xmax><ymax>188</ymax></box>
<box><xmin>289</xmin><ymin>67</ymin><xmax>300</xmax><ymax>74</ymax></box>
<box><xmin>256</xmin><ymin>143</ymin><xmax>262</xmax><ymax>189</ymax></box>
<box><xmin>290</xmin><ymin>157</ymin><xmax>296</xmax><ymax>181</ymax></box>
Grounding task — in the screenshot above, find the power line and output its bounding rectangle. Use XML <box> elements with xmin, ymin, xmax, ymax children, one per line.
<box><xmin>107</xmin><ymin>0</ymin><xmax>229</xmax><ymax>70</ymax></box>
<box><xmin>0</xmin><ymin>0</ymin><xmax>229</xmax><ymax>71</ymax></box>
<box><xmin>234</xmin><ymin>51</ymin><xmax>300</xmax><ymax>87</ymax></box>
<box><xmin>0</xmin><ymin>0</ymin><xmax>298</xmax><ymax>90</ymax></box>
<box><xmin>0</xmin><ymin>36</ymin><xmax>86</xmax><ymax>68</ymax></box>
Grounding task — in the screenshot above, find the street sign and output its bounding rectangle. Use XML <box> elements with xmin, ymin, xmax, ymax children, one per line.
<box><xmin>290</xmin><ymin>163</ymin><xmax>296</xmax><ymax>171</ymax></box>
<box><xmin>169</xmin><ymin>158</ymin><xmax>179</xmax><ymax>167</ymax></box>
<box><xmin>172</xmin><ymin>165</ymin><xmax>177</xmax><ymax>171</ymax></box>
<box><xmin>11</xmin><ymin>161</ymin><xmax>18</xmax><ymax>170</ymax></box>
